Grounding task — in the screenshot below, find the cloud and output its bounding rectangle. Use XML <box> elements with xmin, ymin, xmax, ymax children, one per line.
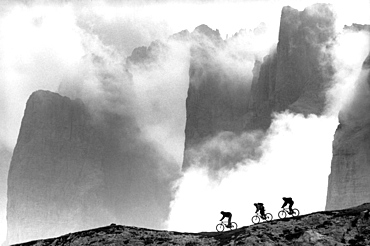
<box><xmin>184</xmin><ymin>131</ymin><xmax>264</xmax><ymax>174</ymax></box>
<box><xmin>0</xmin><ymin>0</ymin><xmax>369</xmax><ymax>242</ymax></box>
<box><xmin>0</xmin><ymin>3</ymin><xmax>83</xmax><ymax>149</ymax></box>
<box><xmin>166</xmin><ymin>112</ymin><xmax>337</xmax><ymax>232</ymax></box>
<box><xmin>165</xmin><ymin>1</ymin><xmax>370</xmax><ymax>233</ymax></box>
<box><xmin>325</xmin><ymin>30</ymin><xmax>370</xmax><ymax>116</ymax></box>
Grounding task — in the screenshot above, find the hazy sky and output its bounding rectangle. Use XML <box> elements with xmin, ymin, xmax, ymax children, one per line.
<box><xmin>0</xmin><ymin>0</ymin><xmax>369</xmax><ymax>243</ymax></box>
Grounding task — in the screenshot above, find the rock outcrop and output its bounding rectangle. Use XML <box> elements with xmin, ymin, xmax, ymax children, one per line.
<box><xmin>247</xmin><ymin>4</ymin><xmax>335</xmax><ymax>126</ymax></box>
<box><xmin>6</xmin><ymin>90</ymin><xmax>175</xmax><ymax>244</ymax></box>
<box><xmin>6</xmin><ymin>91</ymin><xmax>111</xmax><ymax>244</ymax></box>
<box><xmin>12</xmin><ymin>203</ymin><xmax>370</xmax><ymax>246</ymax></box>
<box><xmin>183</xmin><ymin>4</ymin><xmax>336</xmax><ymax>169</ymax></box>
<box><xmin>326</xmin><ymin>52</ymin><xmax>370</xmax><ymax>210</ymax></box>
<box><xmin>183</xmin><ymin>25</ymin><xmax>250</xmax><ymax>165</ymax></box>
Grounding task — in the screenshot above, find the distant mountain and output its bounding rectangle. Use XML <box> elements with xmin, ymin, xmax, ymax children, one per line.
<box><xmin>326</xmin><ymin>46</ymin><xmax>370</xmax><ymax>210</ymax></box>
<box><xmin>183</xmin><ymin>3</ymin><xmax>336</xmax><ymax>169</ymax></box>
<box><xmin>12</xmin><ymin>203</ymin><xmax>370</xmax><ymax>246</ymax></box>
<box><xmin>6</xmin><ymin>90</ymin><xmax>176</xmax><ymax>244</ymax></box>
<box><xmin>5</xmin><ymin>2</ymin><xmax>369</xmax><ymax>244</ymax></box>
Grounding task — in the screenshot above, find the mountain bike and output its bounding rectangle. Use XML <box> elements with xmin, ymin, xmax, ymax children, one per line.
<box><xmin>278</xmin><ymin>207</ymin><xmax>300</xmax><ymax>218</ymax></box>
<box><xmin>216</xmin><ymin>220</ymin><xmax>238</xmax><ymax>232</ymax></box>
<box><xmin>251</xmin><ymin>212</ymin><xmax>273</xmax><ymax>224</ymax></box>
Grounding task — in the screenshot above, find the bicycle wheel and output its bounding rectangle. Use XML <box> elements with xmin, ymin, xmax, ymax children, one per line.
<box><xmin>265</xmin><ymin>213</ymin><xmax>273</xmax><ymax>221</ymax></box>
<box><xmin>216</xmin><ymin>223</ymin><xmax>224</xmax><ymax>232</ymax></box>
<box><xmin>251</xmin><ymin>215</ymin><xmax>260</xmax><ymax>224</ymax></box>
<box><xmin>230</xmin><ymin>222</ymin><xmax>237</xmax><ymax>230</ymax></box>
<box><xmin>278</xmin><ymin>210</ymin><xmax>286</xmax><ymax>219</ymax></box>
<box><xmin>292</xmin><ymin>208</ymin><xmax>300</xmax><ymax>217</ymax></box>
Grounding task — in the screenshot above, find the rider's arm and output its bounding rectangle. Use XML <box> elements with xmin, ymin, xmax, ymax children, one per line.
<box><xmin>220</xmin><ymin>215</ymin><xmax>225</xmax><ymax>221</ymax></box>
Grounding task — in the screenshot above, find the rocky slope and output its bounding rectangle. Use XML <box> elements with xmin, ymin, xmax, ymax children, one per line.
<box><xmin>6</xmin><ymin>90</ymin><xmax>175</xmax><ymax>245</ymax></box>
<box><xmin>326</xmin><ymin>50</ymin><xmax>370</xmax><ymax>210</ymax></box>
<box><xmin>183</xmin><ymin>3</ymin><xmax>336</xmax><ymax>169</ymax></box>
<box><xmin>12</xmin><ymin>203</ymin><xmax>370</xmax><ymax>246</ymax></box>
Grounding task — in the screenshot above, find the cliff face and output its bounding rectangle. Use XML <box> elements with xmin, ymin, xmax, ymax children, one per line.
<box><xmin>6</xmin><ymin>91</ymin><xmax>111</xmax><ymax>244</ymax></box>
<box><xmin>246</xmin><ymin>4</ymin><xmax>335</xmax><ymax>130</ymax></box>
<box><xmin>183</xmin><ymin>4</ymin><xmax>336</xmax><ymax>169</ymax></box>
<box><xmin>184</xmin><ymin>25</ymin><xmax>250</xmax><ymax>149</ymax></box>
<box><xmin>13</xmin><ymin>203</ymin><xmax>370</xmax><ymax>246</ymax></box>
<box><xmin>6</xmin><ymin>90</ymin><xmax>175</xmax><ymax>244</ymax></box>
<box><xmin>326</xmin><ymin>52</ymin><xmax>370</xmax><ymax>210</ymax></box>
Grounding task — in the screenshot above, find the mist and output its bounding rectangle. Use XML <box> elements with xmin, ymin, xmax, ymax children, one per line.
<box><xmin>0</xmin><ymin>0</ymin><xmax>369</xmax><ymax>243</ymax></box>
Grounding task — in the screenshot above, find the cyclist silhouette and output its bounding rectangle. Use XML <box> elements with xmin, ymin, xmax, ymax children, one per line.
<box><xmin>254</xmin><ymin>203</ymin><xmax>266</xmax><ymax>219</ymax></box>
<box><xmin>220</xmin><ymin>211</ymin><xmax>232</xmax><ymax>228</ymax></box>
<box><xmin>281</xmin><ymin>197</ymin><xmax>294</xmax><ymax>214</ymax></box>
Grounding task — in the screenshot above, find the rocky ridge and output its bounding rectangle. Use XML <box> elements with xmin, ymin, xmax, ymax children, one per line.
<box><xmin>12</xmin><ymin>203</ymin><xmax>370</xmax><ymax>246</ymax></box>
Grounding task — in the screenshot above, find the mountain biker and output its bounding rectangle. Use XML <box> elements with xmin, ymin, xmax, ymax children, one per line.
<box><xmin>281</xmin><ymin>197</ymin><xmax>294</xmax><ymax>214</ymax></box>
<box><xmin>220</xmin><ymin>211</ymin><xmax>232</xmax><ymax>228</ymax></box>
<box><xmin>254</xmin><ymin>203</ymin><xmax>266</xmax><ymax>219</ymax></box>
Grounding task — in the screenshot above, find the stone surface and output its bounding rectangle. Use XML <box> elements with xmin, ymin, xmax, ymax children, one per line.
<box><xmin>183</xmin><ymin>24</ymin><xmax>251</xmax><ymax>169</ymax></box>
<box><xmin>6</xmin><ymin>90</ymin><xmax>175</xmax><ymax>245</ymax></box>
<box><xmin>246</xmin><ymin>3</ymin><xmax>335</xmax><ymax>129</ymax></box>
<box><xmin>6</xmin><ymin>91</ymin><xmax>111</xmax><ymax>244</ymax></box>
<box><xmin>12</xmin><ymin>203</ymin><xmax>370</xmax><ymax>246</ymax></box>
<box><xmin>183</xmin><ymin>4</ymin><xmax>336</xmax><ymax>169</ymax></box>
<box><xmin>326</xmin><ymin>52</ymin><xmax>370</xmax><ymax>211</ymax></box>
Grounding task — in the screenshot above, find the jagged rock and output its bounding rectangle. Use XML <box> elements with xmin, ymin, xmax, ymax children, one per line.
<box><xmin>246</xmin><ymin>3</ymin><xmax>335</xmax><ymax>130</ymax></box>
<box><xmin>326</xmin><ymin>52</ymin><xmax>370</xmax><ymax>210</ymax></box>
<box><xmin>11</xmin><ymin>203</ymin><xmax>370</xmax><ymax>246</ymax></box>
<box><xmin>183</xmin><ymin>4</ymin><xmax>336</xmax><ymax>169</ymax></box>
<box><xmin>126</xmin><ymin>40</ymin><xmax>168</xmax><ymax>67</ymax></box>
<box><xmin>6</xmin><ymin>90</ymin><xmax>176</xmax><ymax>244</ymax></box>
<box><xmin>183</xmin><ymin>24</ymin><xmax>250</xmax><ymax>169</ymax></box>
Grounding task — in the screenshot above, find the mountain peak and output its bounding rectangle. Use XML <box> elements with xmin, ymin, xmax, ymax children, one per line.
<box><xmin>193</xmin><ymin>24</ymin><xmax>221</xmax><ymax>40</ymax></box>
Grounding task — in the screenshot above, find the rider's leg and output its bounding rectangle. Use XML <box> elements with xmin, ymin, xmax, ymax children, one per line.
<box><xmin>289</xmin><ymin>202</ymin><xmax>294</xmax><ymax>214</ymax></box>
<box><xmin>261</xmin><ymin>209</ymin><xmax>266</xmax><ymax>219</ymax></box>
<box><xmin>228</xmin><ymin>216</ymin><xmax>232</xmax><ymax>227</ymax></box>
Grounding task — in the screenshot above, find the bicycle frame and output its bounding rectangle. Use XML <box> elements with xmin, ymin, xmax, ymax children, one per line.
<box><xmin>278</xmin><ymin>207</ymin><xmax>299</xmax><ymax>219</ymax></box>
<box><xmin>282</xmin><ymin>208</ymin><xmax>293</xmax><ymax>213</ymax></box>
<box><xmin>255</xmin><ymin>212</ymin><xmax>267</xmax><ymax>218</ymax></box>
<box><xmin>216</xmin><ymin>220</ymin><xmax>237</xmax><ymax>232</ymax></box>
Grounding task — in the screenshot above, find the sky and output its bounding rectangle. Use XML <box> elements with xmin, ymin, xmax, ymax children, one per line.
<box><xmin>0</xmin><ymin>0</ymin><xmax>369</xmax><ymax>243</ymax></box>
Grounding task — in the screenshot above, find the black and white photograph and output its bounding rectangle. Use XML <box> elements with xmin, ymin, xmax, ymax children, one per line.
<box><xmin>0</xmin><ymin>0</ymin><xmax>369</xmax><ymax>245</ymax></box>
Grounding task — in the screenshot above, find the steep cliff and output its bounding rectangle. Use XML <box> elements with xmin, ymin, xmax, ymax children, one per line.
<box><xmin>183</xmin><ymin>4</ymin><xmax>336</xmax><ymax>169</ymax></box>
<box><xmin>184</xmin><ymin>25</ymin><xmax>250</xmax><ymax>147</ymax></box>
<box><xmin>6</xmin><ymin>91</ymin><xmax>111</xmax><ymax>244</ymax></box>
<box><xmin>6</xmin><ymin>90</ymin><xmax>175</xmax><ymax>244</ymax></box>
<box><xmin>247</xmin><ymin>3</ymin><xmax>335</xmax><ymax>129</ymax></box>
<box><xmin>13</xmin><ymin>203</ymin><xmax>370</xmax><ymax>246</ymax></box>
<box><xmin>326</xmin><ymin>51</ymin><xmax>370</xmax><ymax>210</ymax></box>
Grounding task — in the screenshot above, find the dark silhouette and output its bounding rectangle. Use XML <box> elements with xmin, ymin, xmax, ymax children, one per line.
<box><xmin>220</xmin><ymin>211</ymin><xmax>232</xmax><ymax>227</ymax></box>
<box><xmin>254</xmin><ymin>203</ymin><xmax>266</xmax><ymax>219</ymax></box>
<box><xmin>282</xmin><ymin>197</ymin><xmax>294</xmax><ymax>214</ymax></box>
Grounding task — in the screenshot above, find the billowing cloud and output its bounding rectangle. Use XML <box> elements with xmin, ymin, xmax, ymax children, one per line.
<box><xmin>167</xmin><ymin>112</ymin><xmax>337</xmax><ymax>232</ymax></box>
<box><xmin>325</xmin><ymin>30</ymin><xmax>370</xmax><ymax>116</ymax></box>
<box><xmin>0</xmin><ymin>0</ymin><xmax>369</xmax><ymax>243</ymax></box>
<box><xmin>165</xmin><ymin>2</ymin><xmax>370</xmax><ymax>234</ymax></box>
